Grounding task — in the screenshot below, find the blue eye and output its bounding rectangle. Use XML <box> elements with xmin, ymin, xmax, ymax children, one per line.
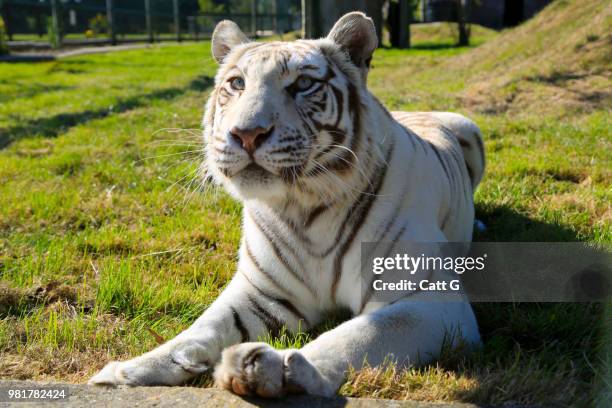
<box><xmin>229</xmin><ymin>77</ymin><xmax>245</xmax><ymax>91</ymax></box>
<box><xmin>293</xmin><ymin>76</ymin><xmax>315</xmax><ymax>92</ymax></box>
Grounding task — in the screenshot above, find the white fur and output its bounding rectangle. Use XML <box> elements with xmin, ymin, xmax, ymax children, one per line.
<box><xmin>89</xmin><ymin>12</ymin><xmax>484</xmax><ymax>397</ymax></box>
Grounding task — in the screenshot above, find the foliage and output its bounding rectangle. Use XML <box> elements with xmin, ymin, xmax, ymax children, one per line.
<box><xmin>0</xmin><ymin>16</ymin><xmax>8</xmax><ymax>55</ymax></box>
<box><xmin>88</xmin><ymin>14</ymin><xmax>109</xmax><ymax>37</ymax></box>
<box><xmin>47</xmin><ymin>17</ymin><xmax>61</xmax><ymax>49</ymax></box>
<box><xmin>198</xmin><ymin>0</ymin><xmax>224</xmax><ymax>13</ymax></box>
<box><xmin>198</xmin><ymin>0</ymin><xmax>254</xmax><ymax>13</ymax></box>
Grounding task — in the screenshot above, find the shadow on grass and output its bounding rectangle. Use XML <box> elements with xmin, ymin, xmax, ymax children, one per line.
<box><xmin>1</xmin><ymin>202</ymin><xmax>603</xmax><ymax>405</ymax></box>
<box><xmin>46</xmin><ymin>59</ymin><xmax>95</xmax><ymax>75</ymax></box>
<box><xmin>0</xmin><ymin>74</ymin><xmax>213</xmax><ymax>149</ymax></box>
<box><xmin>0</xmin><ymin>83</ymin><xmax>73</xmax><ymax>104</ymax></box>
<box><xmin>411</xmin><ymin>42</ymin><xmax>463</xmax><ymax>50</ymax></box>
<box><xmin>524</xmin><ymin>71</ymin><xmax>609</xmax><ymax>107</ymax></box>
<box><xmin>448</xmin><ymin>205</ymin><xmax>604</xmax><ymax>405</ymax></box>
<box><xmin>0</xmin><ymin>55</ymin><xmax>55</xmax><ymax>63</ymax></box>
<box><xmin>474</xmin><ymin>203</ymin><xmax>581</xmax><ymax>242</ymax></box>
<box><xmin>382</xmin><ymin>42</ymin><xmax>472</xmax><ymax>51</ymax></box>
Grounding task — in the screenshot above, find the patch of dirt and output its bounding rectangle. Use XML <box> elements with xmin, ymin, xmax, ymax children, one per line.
<box><xmin>0</xmin><ymin>349</ymin><xmax>110</xmax><ymax>382</ymax></box>
<box><xmin>462</xmin><ymin>69</ymin><xmax>612</xmax><ymax>116</ymax></box>
<box><xmin>542</xmin><ymin>190</ymin><xmax>612</xmax><ymax>226</ymax></box>
<box><xmin>0</xmin><ymin>284</ymin><xmax>24</xmax><ymax>316</ymax></box>
<box><xmin>189</xmin><ymin>232</ymin><xmax>218</xmax><ymax>251</ymax></box>
<box><xmin>0</xmin><ymin>281</ymin><xmax>91</xmax><ymax>316</ymax></box>
<box><xmin>77</xmin><ymin>239</ymin><xmax>136</xmax><ymax>258</ymax></box>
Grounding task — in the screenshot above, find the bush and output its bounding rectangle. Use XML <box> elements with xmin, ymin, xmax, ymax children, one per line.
<box><xmin>47</xmin><ymin>17</ymin><xmax>61</xmax><ymax>49</ymax></box>
<box><xmin>88</xmin><ymin>14</ymin><xmax>108</xmax><ymax>37</ymax></box>
<box><xmin>0</xmin><ymin>17</ymin><xmax>9</xmax><ymax>55</ymax></box>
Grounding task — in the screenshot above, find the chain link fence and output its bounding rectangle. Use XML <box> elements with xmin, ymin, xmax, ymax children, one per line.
<box><xmin>0</xmin><ymin>0</ymin><xmax>301</xmax><ymax>49</ymax></box>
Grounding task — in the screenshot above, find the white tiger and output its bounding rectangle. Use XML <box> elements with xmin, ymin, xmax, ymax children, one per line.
<box><xmin>89</xmin><ymin>12</ymin><xmax>485</xmax><ymax>398</ymax></box>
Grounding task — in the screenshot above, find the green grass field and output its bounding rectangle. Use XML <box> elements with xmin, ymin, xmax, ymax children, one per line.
<box><xmin>0</xmin><ymin>0</ymin><xmax>610</xmax><ymax>405</ymax></box>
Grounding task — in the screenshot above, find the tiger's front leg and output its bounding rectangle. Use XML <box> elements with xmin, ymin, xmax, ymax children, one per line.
<box><xmin>215</xmin><ymin>299</ymin><xmax>480</xmax><ymax>397</ymax></box>
<box><xmin>88</xmin><ymin>274</ymin><xmax>313</xmax><ymax>386</ymax></box>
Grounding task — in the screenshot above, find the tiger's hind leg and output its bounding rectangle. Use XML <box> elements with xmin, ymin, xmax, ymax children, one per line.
<box><xmin>214</xmin><ymin>299</ymin><xmax>480</xmax><ymax>397</ymax></box>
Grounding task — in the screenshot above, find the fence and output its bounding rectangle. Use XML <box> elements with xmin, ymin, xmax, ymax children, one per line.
<box><xmin>0</xmin><ymin>0</ymin><xmax>300</xmax><ymax>49</ymax></box>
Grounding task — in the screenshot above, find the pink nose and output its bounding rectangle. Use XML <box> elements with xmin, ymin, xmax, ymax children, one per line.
<box><xmin>230</xmin><ymin>126</ymin><xmax>273</xmax><ymax>155</ymax></box>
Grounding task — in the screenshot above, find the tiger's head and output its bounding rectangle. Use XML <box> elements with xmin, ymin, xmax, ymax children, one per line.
<box><xmin>203</xmin><ymin>12</ymin><xmax>380</xmax><ymax>206</ymax></box>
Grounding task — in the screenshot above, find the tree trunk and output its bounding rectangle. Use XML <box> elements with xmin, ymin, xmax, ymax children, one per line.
<box><xmin>457</xmin><ymin>0</ymin><xmax>470</xmax><ymax>46</ymax></box>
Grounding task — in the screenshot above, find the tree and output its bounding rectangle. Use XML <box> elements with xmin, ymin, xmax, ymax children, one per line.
<box><xmin>198</xmin><ymin>0</ymin><xmax>224</xmax><ymax>12</ymax></box>
<box><xmin>456</xmin><ymin>0</ymin><xmax>470</xmax><ymax>46</ymax></box>
<box><xmin>0</xmin><ymin>16</ymin><xmax>8</xmax><ymax>55</ymax></box>
<box><xmin>198</xmin><ymin>0</ymin><xmax>254</xmax><ymax>13</ymax></box>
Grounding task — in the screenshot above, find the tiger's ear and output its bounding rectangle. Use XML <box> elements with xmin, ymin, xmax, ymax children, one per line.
<box><xmin>326</xmin><ymin>12</ymin><xmax>378</xmax><ymax>70</ymax></box>
<box><xmin>211</xmin><ymin>20</ymin><xmax>250</xmax><ymax>64</ymax></box>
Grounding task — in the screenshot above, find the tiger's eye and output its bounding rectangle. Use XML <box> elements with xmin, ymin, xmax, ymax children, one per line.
<box><xmin>229</xmin><ymin>77</ymin><xmax>245</xmax><ymax>91</ymax></box>
<box><xmin>294</xmin><ymin>76</ymin><xmax>314</xmax><ymax>92</ymax></box>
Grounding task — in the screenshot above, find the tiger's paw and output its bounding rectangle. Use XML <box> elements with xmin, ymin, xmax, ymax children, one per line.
<box><xmin>89</xmin><ymin>340</ymin><xmax>211</xmax><ymax>386</ymax></box>
<box><xmin>214</xmin><ymin>342</ymin><xmax>286</xmax><ymax>397</ymax></box>
<box><xmin>214</xmin><ymin>342</ymin><xmax>335</xmax><ymax>398</ymax></box>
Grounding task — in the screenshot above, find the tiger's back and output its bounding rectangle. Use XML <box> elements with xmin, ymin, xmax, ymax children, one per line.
<box><xmin>393</xmin><ymin>111</ymin><xmax>485</xmax><ymax>189</ymax></box>
<box><xmin>390</xmin><ymin>111</ymin><xmax>485</xmax><ymax>242</ymax></box>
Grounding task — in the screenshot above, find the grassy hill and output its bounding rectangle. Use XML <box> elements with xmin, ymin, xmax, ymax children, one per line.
<box><xmin>375</xmin><ymin>0</ymin><xmax>611</xmax><ymax>117</ymax></box>
<box><xmin>456</xmin><ymin>0</ymin><xmax>611</xmax><ymax>116</ymax></box>
<box><xmin>0</xmin><ymin>0</ymin><xmax>610</xmax><ymax>406</ymax></box>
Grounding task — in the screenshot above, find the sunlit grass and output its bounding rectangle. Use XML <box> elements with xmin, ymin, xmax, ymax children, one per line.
<box><xmin>0</xmin><ymin>5</ymin><xmax>610</xmax><ymax>405</ymax></box>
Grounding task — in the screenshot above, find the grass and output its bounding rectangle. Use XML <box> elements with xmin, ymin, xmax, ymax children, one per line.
<box><xmin>0</xmin><ymin>0</ymin><xmax>610</xmax><ymax>405</ymax></box>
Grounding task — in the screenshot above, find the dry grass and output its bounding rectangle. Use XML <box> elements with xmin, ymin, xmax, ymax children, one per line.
<box><xmin>454</xmin><ymin>0</ymin><xmax>612</xmax><ymax>116</ymax></box>
<box><xmin>341</xmin><ymin>359</ymin><xmax>587</xmax><ymax>406</ymax></box>
<box><xmin>340</xmin><ymin>303</ymin><xmax>608</xmax><ymax>406</ymax></box>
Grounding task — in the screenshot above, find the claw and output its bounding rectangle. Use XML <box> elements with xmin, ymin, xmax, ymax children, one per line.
<box><xmin>170</xmin><ymin>344</ymin><xmax>210</xmax><ymax>374</ymax></box>
<box><xmin>88</xmin><ymin>362</ymin><xmax>124</xmax><ymax>386</ymax></box>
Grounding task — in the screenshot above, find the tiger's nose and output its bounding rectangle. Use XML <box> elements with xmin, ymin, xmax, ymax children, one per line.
<box><xmin>230</xmin><ymin>126</ymin><xmax>274</xmax><ymax>155</ymax></box>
